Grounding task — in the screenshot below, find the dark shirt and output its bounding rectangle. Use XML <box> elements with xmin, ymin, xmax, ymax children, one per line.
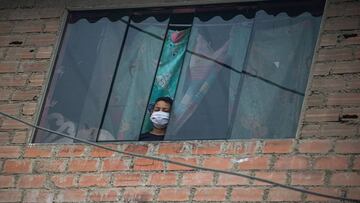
<box><xmin>139</xmin><ymin>132</ymin><xmax>165</xmax><ymax>141</ymax></box>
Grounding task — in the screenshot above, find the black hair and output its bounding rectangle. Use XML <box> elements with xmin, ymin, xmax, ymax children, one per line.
<box><xmin>155</xmin><ymin>96</ymin><xmax>173</xmax><ymax>106</ymax></box>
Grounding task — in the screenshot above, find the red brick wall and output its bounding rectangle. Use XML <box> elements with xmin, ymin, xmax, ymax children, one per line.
<box><xmin>0</xmin><ymin>0</ymin><xmax>359</xmax><ymax>202</ymax></box>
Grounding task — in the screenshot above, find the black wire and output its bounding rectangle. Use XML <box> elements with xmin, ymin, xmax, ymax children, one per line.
<box><xmin>0</xmin><ymin>111</ymin><xmax>358</xmax><ymax>202</ymax></box>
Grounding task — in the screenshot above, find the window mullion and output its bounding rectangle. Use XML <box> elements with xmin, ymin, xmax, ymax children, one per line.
<box><xmin>95</xmin><ymin>16</ymin><xmax>132</xmax><ymax>142</ymax></box>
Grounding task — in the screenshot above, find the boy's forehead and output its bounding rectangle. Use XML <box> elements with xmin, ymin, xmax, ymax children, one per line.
<box><xmin>155</xmin><ymin>100</ymin><xmax>171</xmax><ymax>107</ymax></box>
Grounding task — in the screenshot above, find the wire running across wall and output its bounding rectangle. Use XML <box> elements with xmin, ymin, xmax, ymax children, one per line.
<box><xmin>0</xmin><ymin>111</ymin><xmax>358</xmax><ymax>202</ymax></box>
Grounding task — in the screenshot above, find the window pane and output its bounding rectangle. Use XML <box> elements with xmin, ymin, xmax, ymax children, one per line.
<box><xmin>166</xmin><ymin>15</ymin><xmax>254</xmax><ymax>140</ymax></box>
<box><xmin>230</xmin><ymin>11</ymin><xmax>321</xmax><ymax>139</ymax></box>
<box><xmin>99</xmin><ymin>16</ymin><xmax>169</xmax><ymax>141</ymax></box>
<box><xmin>34</xmin><ymin>15</ymin><xmax>128</xmax><ymax>143</ymax></box>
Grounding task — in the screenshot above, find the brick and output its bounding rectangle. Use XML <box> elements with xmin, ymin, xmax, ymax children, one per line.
<box><xmin>334</xmin><ymin>140</ymin><xmax>360</xmax><ymax>153</ymax></box>
<box><xmin>217</xmin><ymin>173</ymin><xmax>249</xmax><ymax>185</ymax></box>
<box><xmin>13</xmin><ymin>21</ymin><xmax>43</xmax><ymax>33</ymax></box>
<box><xmin>327</xmin><ymin>2</ymin><xmax>360</xmax><ymax>17</ymax></box>
<box><xmin>202</xmin><ymin>157</ymin><xmax>232</xmax><ymax>170</ymax></box>
<box><xmin>0</xmin><ymin>22</ymin><xmax>13</xmax><ymax>33</ymax></box>
<box><xmin>25</xmin><ymin>34</ymin><xmax>56</xmax><ymax>46</ymax></box>
<box><xmin>12</xmin><ymin>90</ymin><xmax>40</xmax><ymax>101</ymax></box>
<box><xmin>324</xmin><ymin>16</ymin><xmax>360</xmax><ymax>31</ymax></box>
<box><xmin>306</xmin><ymin>187</ymin><xmax>341</xmax><ymax>201</ymax></box>
<box><xmin>8</xmin><ymin>9</ymin><xmax>40</xmax><ymax>20</ymax></box>
<box><xmin>0</xmin><ymin>62</ymin><xmax>18</xmax><ymax>73</ymax></box>
<box><xmin>158</xmin><ymin>143</ymin><xmax>184</xmax><ymax>154</ymax></box>
<box><xmin>321</xmin><ymin>123</ymin><xmax>357</xmax><ymax>137</ymax></box>
<box><xmin>0</xmin><ymin>35</ymin><xmax>25</xmax><ymax>46</ymax></box>
<box><xmin>113</xmin><ymin>173</ymin><xmax>142</xmax><ymax>186</ymax></box>
<box><xmin>24</xmin><ymin>190</ymin><xmax>54</xmax><ymax>203</ymax></box>
<box><xmin>263</xmin><ymin>140</ymin><xmax>293</xmax><ymax>153</ymax></box>
<box><xmin>3</xmin><ymin>159</ymin><xmax>32</xmax><ymax>173</ymax></box>
<box><xmin>298</xmin><ymin>140</ymin><xmax>332</xmax><ymax>153</ymax></box>
<box><xmin>101</xmin><ymin>158</ymin><xmax>128</xmax><ymax>171</ymax></box>
<box><xmin>28</xmin><ymin>74</ymin><xmax>45</xmax><ymax>87</ymax></box>
<box><xmin>319</xmin><ymin>33</ymin><xmax>337</xmax><ymax>47</ymax></box>
<box><xmin>89</xmin><ymin>189</ymin><xmax>119</xmax><ymax>202</ymax></box>
<box><xmin>51</xmin><ymin>175</ymin><xmax>76</xmax><ymax>188</ymax></box>
<box><xmin>311</xmin><ymin>78</ymin><xmax>346</xmax><ymax>91</ymax></box>
<box><xmin>18</xmin><ymin>175</ymin><xmax>46</xmax><ymax>188</ymax></box>
<box><xmin>20</xmin><ymin>61</ymin><xmax>49</xmax><ymax>72</ymax></box>
<box><xmin>36</xmin><ymin>47</ymin><xmax>53</xmax><ymax>59</ymax></box>
<box><xmin>68</xmin><ymin>159</ymin><xmax>98</xmax><ymax>172</ymax></box>
<box><xmin>0</xmin><ymin>176</ymin><xmax>15</xmax><ymax>188</ymax></box>
<box><xmin>124</xmin><ymin>144</ymin><xmax>148</xmax><ymax>154</ymax></box>
<box><xmin>314</xmin><ymin>156</ymin><xmax>348</xmax><ymax>169</ymax></box>
<box><xmin>158</xmin><ymin>188</ymin><xmax>190</xmax><ymax>201</ymax></box>
<box><xmin>291</xmin><ymin>172</ymin><xmax>324</xmax><ymax>185</ymax></box>
<box><xmin>193</xmin><ymin>187</ymin><xmax>226</xmax><ymax>201</ymax></box>
<box><xmin>148</xmin><ymin>173</ymin><xmax>177</xmax><ymax>185</ymax></box>
<box><xmin>123</xmin><ymin>187</ymin><xmax>154</xmax><ymax>202</ymax></box>
<box><xmin>39</xmin><ymin>8</ymin><xmax>63</xmax><ymax>18</ymax></box>
<box><xmin>90</xmin><ymin>145</ymin><xmax>116</xmax><ymax>157</ymax></box>
<box><xmin>274</xmin><ymin>156</ymin><xmax>309</xmax><ymax>169</ymax></box>
<box><xmin>57</xmin><ymin>145</ymin><xmax>85</xmax><ymax>157</ymax></box>
<box><xmin>238</xmin><ymin>156</ymin><xmax>270</xmax><ymax>170</ymax></box>
<box><xmin>231</xmin><ymin>187</ymin><xmax>264</xmax><ymax>201</ymax></box>
<box><xmin>331</xmin><ymin>172</ymin><xmax>360</xmax><ymax>186</ymax></box>
<box><xmin>268</xmin><ymin>188</ymin><xmax>302</xmax><ymax>201</ymax></box>
<box><xmin>326</xmin><ymin>93</ymin><xmax>360</xmax><ymax>106</ymax></box>
<box><xmin>192</xmin><ymin>142</ymin><xmax>221</xmax><ymax>154</ymax></box>
<box><xmin>0</xmin><ymin>74</ymin><xmax>27</xmax><ymax>87</ymax></box>
<box><xmin>1</xmin><ymin>118</ymin><xmax>28</xmax><ymax>130</ymax></box>
<box><xmin>304</xmin><ymin>108</ymin><xmax>340</xmax><ymax>122</ymax></box>
<box><xmin>354</xmin><ymin>157</ymin><xmax>360</xmax><ymax>169</ymax></box>
<box><xmin>338</xmin><ymin>32</ymin><xmax>360</xmax><ymax>46</ymax></box>
<box><xmin>11</xmin><ymin>131</ymin><xmax>28</xmax><ymax>144</ymax></box>
<box><xmin>24</xmin><ymin>146</ymin><xmax>52</xmax><ymax>157</ymax></box>
<box><xmin>313</xmin><ymin>62</ymin><xmax>331</xmax><ymax>75</ymax></box>
<box><xmin>35</xmin><ymin>159</ymin><xmax>67</xmax><ymax>173</ymax></box>
<box><xmin>253</xmin><ymin>172</ymin><xmax>287</xmax><ymax>185</ymax></box>
<box><xmin>332</xmin><ymin>61</ymin><xmax>360</xmax><ymax>74</ymax></box>
<box><xmin>347</xmin><ymin>79</ymin><xmax>360</xmax><ymax>89</ymax></box>
<box><xmin>167</xmin><ymin>157</ymin><xmax>197</xmax><ymax>171</ymax></box>
<box><xmin>347</xmin><ymin>188</ymin><xmax>360</xmax><ymax>200</ymax></box>
<box><xmin>225</xmin><ymin>141</ymin><xmax>257</xmax><ymax>154</ymax></box>
<box><xmin>0</xmin><ymin>132</ymin><xmax>10</xmax><ymax>144</ymax></box>
<box><xmin>22</xmin><ymin>102</ymin><xmax>37</xmax><ymax>115</ymax></box>
<box><xmin>0</xmin><ymin>190</ymin><xmax>22</xmax><ymax>202</ymax></box>
<box><xmin>181</xmin><ymin>172</ymin><xmax>213</xmax><ymax>185</ymax></box>
<box><xmin>44</xmin><ymin>19</ymin><xmax>60</xmax><ymax>32</ymax></box>
<box><xmin>317</xmin><ymin>47</ymin><xmax>353</xmax><ymax>62</ymax></box>
<box><xmin>79</xmin><ymin>174</ymin><xmax>109</xmax><ymax>187</ymax></box>
<box><xmin>55</xmin><ymin>189</ymin><xmax>87</xmax><ymax>202</ymax></box>
<box><xmin>6</xmin><ymin>47</ymin><xmax>35</xmax><ymax>60</ymax></box>
<box><xmin>307</xmin><ymin>94</ymin><xmax>325</xmax><ymax>106</ymax></box>
<box><xmin>0</xmin><ymin>89</ymin><xmax>12</xmax><ymax>101</ymax></box>
<box><xmin>0</xmin><ymin>146</ymin><xmax>21</xmax><ymax>158</ymax></box>
<box><xmin>133</xmin><ymin>158</ymin><xmax>163</xmax><ymax>171</ymax></box>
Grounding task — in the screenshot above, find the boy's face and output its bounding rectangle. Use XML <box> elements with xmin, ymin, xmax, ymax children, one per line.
<box><xmin>153</xmin><ymin>100</ymin><xmax>171</xmax><ymax>113</ymax></box>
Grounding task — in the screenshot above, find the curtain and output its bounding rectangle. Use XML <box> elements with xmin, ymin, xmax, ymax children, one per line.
<box><xmin>35</xmin><ymin>17</ymin><xmax>128</xmax><ymax>143</ymax></box>
<box><xmin>166</xmin><ymin>11</ymin><xmax>321</xmax><ymax>140</ymax></box>
<box><xmin>230</xmin><ymin>11</ymin><xmax>321</xmax><ymax>139</ymax></box>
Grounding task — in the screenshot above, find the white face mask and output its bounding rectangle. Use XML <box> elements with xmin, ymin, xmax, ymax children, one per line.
<box><xmin>150</xmin><ymin>111</ymin><xmax>170</xmax><ymax>129</ymax></box>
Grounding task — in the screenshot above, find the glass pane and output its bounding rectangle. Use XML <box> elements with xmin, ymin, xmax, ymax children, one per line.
<box><xmin>166</xmin><ymin>15</ymin><xmax>254</xmax><ymax>140</ymax></box>
<box><xmin>230</xmin><ymin>11</ymin><xmax>321</xmax><ymax>139</ymax></box>
<box><xmin>99</xmin><ymin>16</ymin><xmax>169</xmax><ymax>141</ymax></box>
<box><xmin>34</xmin><ymin>16</ymin><xmax>128</xmax><ymax>143</ymax></box>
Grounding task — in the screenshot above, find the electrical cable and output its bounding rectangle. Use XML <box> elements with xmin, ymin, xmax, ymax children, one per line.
<box><xmin>0</xmin><ymin>111</ymin><xmax>358</xmax><ymax>202</ymax></box>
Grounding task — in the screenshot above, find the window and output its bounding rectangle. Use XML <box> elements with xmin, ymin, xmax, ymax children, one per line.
<box><xmin>33</xmin><ymin>0</ymin><xmax>325</xmax><ymax>143</ymax></box>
